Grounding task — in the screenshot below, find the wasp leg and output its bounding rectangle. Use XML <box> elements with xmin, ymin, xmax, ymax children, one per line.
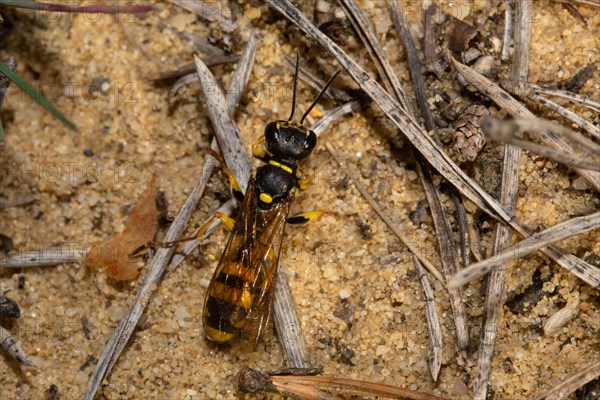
<box><xmin>296</xmin><ymin>173</ymin><xmax>310</xmax><ymax>191</ymax></box>
<box><xmin>129</xmin><ymin>212</ymin><xmax>236</xmax><ymax>257</ymax></box>
<box><xmin>222</xmin><ymin>167</ymin><xmax>244</xmax><ymax>203</ymax></box>
<box><xmin>252</xmin><ymin>136</ymin><xmax>270</xmax><ymax>162</ymax></box>
<box><xmin>196</xmin><ymin>211</ymin><xmax>236</xmax><ymax>237</ymax></box>
<box><xmin>286</xmin><ymin>210</ymin><xmax>334</xmax><ymax>225</ymax></box>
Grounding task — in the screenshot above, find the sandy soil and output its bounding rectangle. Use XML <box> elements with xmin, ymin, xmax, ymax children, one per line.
<box><xmin>1</xmin><ymin>1</ymin><xmax>599</xmax><ymax>399</ymax></box>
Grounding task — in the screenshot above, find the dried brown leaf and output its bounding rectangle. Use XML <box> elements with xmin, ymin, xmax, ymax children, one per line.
<box><xmin>84</xmin><ymin>177</ymin><xmax>161</xmax><ymax>280</ymax></box>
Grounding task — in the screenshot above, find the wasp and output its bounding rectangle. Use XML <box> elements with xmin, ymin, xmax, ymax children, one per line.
<box><xmin>134</xmin><ymin>57</ymin><xmax>340</xmax><ymax>345</ymax></box>
<box><xmin>196</xmin><ymin>61</ymin><xmax>340</xmax><ymax>344</ymax></box>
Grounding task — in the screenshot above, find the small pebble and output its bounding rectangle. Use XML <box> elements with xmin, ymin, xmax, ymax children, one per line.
<box><xmin>339</xmin><ymin>288</ymin><xmax>351</xmax><ymax>299</ymax></box>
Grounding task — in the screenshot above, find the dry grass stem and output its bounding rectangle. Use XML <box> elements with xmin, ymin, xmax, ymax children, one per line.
<box><xmin>482</xmin><ymin>116</ymin><xmax>600</xmax><ymax>172</ymax></box>
<box><xmin>338</xmin><ymin>0</ymin><xmax>411</xmax><ymax>113</ymax></box>
<box><xmin>148</xmin><ymin>55</ymin><xmax>240</xmax><ymax>81</ymax></box>
<box><xmin>226</xmin><ymin>34</ymin><xmax>258</xmax><ymax>115</ymax></box>
<box><xmin>193</xmin><ymin>55</ymin><xmax>251</xmax><ymax>189</ymax></box>
<box><xmin>501</xmin><ymin>1</ymin><xmax>514</xmax><ymax>61</ymax></box>
<box><xmin>512</xmin><ymin>0</ymin><xmax>532</xmax><ymax>83</ymax></box>
<box><xmin>529</xmin><ymin>84</ymin><xmax>600</xmax><ymax>112</ymax></box>
<box><xmin>238</xmin><ymin>368</ymin><xmax>449</xmax><ymax>400</ymax></box>
<box><xmin>412</xmin><ymin>256</ymin><xmax>442</xmax><ymax>381</ymax></box>
<box><xmin>270</xmin><ymin>373</ymin><xmax>449</xmax><ymax>400</ymax></box>
<box><xmin>534</xmin><ymin>360</ymin><xmax>600</xmax><ymax>400</ymax></box>
<box><xmin>488</xmin><ymin>117</ymin><xmax>600</xmax><ymax>156</ymax></box>
<box><xmin>310</xmin><ymin>101</ymin><xmax>361</xmax><ymax>136</ymax></box>
<box><xmin>528</xmin><ymin>93</ymin><xmax>600</xmax><ymax>140</ymax></box>
<box><xmin>552</xmin><ymin>0</ymin><xmax>600</xmax><ymax>7</ymax></box>
<box><xmin>272</xmin><ymin>268</ymin><xmax>312</xmax><ymax>368</ymax></box>
<box><xmin>474</xmin><ymin>5</ymin><xmax>530</xmax><ymax>392</ymax></box>
<box><xmin>0</xmin><ymin>325</ymin><xmax>35</xmax><ymax>367</ymax></box>
<box><xmin>0</xmin><ymin>248</ymin><xmax>86</xmax><ymax>269</ymax></box>
<box><xmin>386</xmin><ymin>0</ymin><xmax>436</xmax><ymax>132</ymax></box>
<box><xmin>449</xmin><ymin>210</ymin><xmax>600</xmax><ymax>288</ymax></box>
<box><xmin>416</xmin><ymin>159</ymin><xmax>469</xmax><ymax>350</ymax></box>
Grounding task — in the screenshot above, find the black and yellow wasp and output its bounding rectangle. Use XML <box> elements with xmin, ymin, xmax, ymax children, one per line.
<box><xmin>134</xmin><ymin>58</ymin><xmax>340</xmax><ymax>344</ymax></box>
<box><xmin>196</xmin><ymin>62</ymin><xmax>340</xmax><ymax>344</ymax></box>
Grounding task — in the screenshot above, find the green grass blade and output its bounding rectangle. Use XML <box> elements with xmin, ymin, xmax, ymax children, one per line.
<box><xmin>0</xmin><ymin>62</ymin><xmax>77</xmax><ymax>131</ymax></box>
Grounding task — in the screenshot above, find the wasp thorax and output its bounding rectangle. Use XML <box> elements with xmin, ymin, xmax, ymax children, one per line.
<box><xmin>264</xmin><ymin>120</ymin><xmax>317</xmax><ymax>160</ymax></box>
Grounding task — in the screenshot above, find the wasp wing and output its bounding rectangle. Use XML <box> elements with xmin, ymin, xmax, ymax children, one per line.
<box><xmin>203</xmin><ymin>180</ymin><xmax>293</xmax><ymax>343</ymax></box>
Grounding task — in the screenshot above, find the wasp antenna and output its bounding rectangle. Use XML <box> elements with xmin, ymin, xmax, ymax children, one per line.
<box><xmin>300</xmin><ymin>70</ymin><xmax>341</xmax><ymax>125</ymax></box>
<box><xmin>287</xmin><ymin>50</ymin><xmax>301</xmax><ymax>123</ymax></box>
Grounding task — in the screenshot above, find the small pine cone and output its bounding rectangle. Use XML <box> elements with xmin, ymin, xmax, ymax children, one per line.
<box><xmin>452</xmin><ymin>104</ymin><xmax>488</xmax><ymax>162</ymax></box>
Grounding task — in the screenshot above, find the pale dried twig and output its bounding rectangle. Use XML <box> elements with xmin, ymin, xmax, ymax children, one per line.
<box><xmin>338</xmin><ymin>0</ymin><xmax>411</xmax><ymax>113</ymax></box>
<box><xmin>449</xmin><ymin>210</ymin><xmax>600</xmax><ymax>288</ymax></box>
<box><xmin>0</xmin><ymin>325</ymin><xmax>35</xmax><ymax>367</ymax></box>
<box><xmin>501</xmin><ymin>1</ymin><xmax>513</xmax><ymax>61</ymax></box>
<box><xmin>526</xmin><ymin>93</ymin><xmax>600</xmax><ymax>140</ymax></box>
<box><xmin>0</xmin><ymin>248</ymin><xmax>86</xmax><ymax>269</ymax></box>
<box><xmin>529</xmin><ymin>84</ymin><xmax>600</xmax><ymax>112</ymax></box>
<box><xmin>412</xmin><ymin>256</ymin><xmax>442</xmax><ymax>382</ymax></box>
<box><xmin>534</xmin><ymin>360</ymin><xmax>600</xmax><ymax>400</ymax></box>
<box><xmin>237</xmin><ymin>368</ymin><xmax>449</xmax><ymax>400</ymax></box>
<box><xmin>474</xmin><ymin>4</ymin><xmax>527</xmax><ymax>388</ymax></box>
<box><xmin>511</xmin><ymin>0</ymin><xmax>532</xmax><ymax>84</ymax></box>
<box><xmin>481</xmin><ymin>116</ymin><xmax>600</xmax><ymax>172</ymax></box>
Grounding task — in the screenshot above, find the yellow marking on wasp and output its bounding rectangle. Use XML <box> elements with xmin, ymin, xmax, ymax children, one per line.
<box><xmin>222</xmin><ymin>263</ymin><xmax>256</xmax><ymax>282</ymax></box>
<box><xmin>269</xmin><ymin>160</ymin><xmax>293</xmax><ymax>174</ymax></box>
<box><xmin>252</xmin><ymin>136</ymin><xmax>267</xmax><ymax>159</ymax></box>
<box><xmin>298</xmin><ymin>175</ymin><xmax>310</xmax><ymax>190</ymax></box>
<box><xmin>224</xmin><ymin>166</ymin><xmax>242</xmax><ymax>196</ymax></box>
<box><xmin>205</xmin><ymin>326</ymin><xmax>235</xmax><ymax>342</ymax></box>
<box><xmin>195</xmin><ymin>211</ymin><xmax>233</xmax><ymax>239</ymax></box>
<box><xmin>276</xmin><ymin>123</ymin><xmax>281</xmax><ymax>130</ymax></box>
<box><xmin>253</xmin><ymin>146</ymin><xmax>267</xmax><ymax>159</ymax></box>
<box><xmin>260</xmin><ymin>193</ymin><xmax>273</xmax><ymax>204</ymax></box>
<box><xmin>209</xmin><ymin>282</ymin><xmax>253</xmax><ymax>310</ymax></box>
<box><xmin>309</xmin><ymin>105</ymin><xmax>323</xmax><ymax>119</ymax></box>
<box><xmin>300</xmin><ymin>210</ymin><xmax>325</xmax><ymax>221</ymax></box>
